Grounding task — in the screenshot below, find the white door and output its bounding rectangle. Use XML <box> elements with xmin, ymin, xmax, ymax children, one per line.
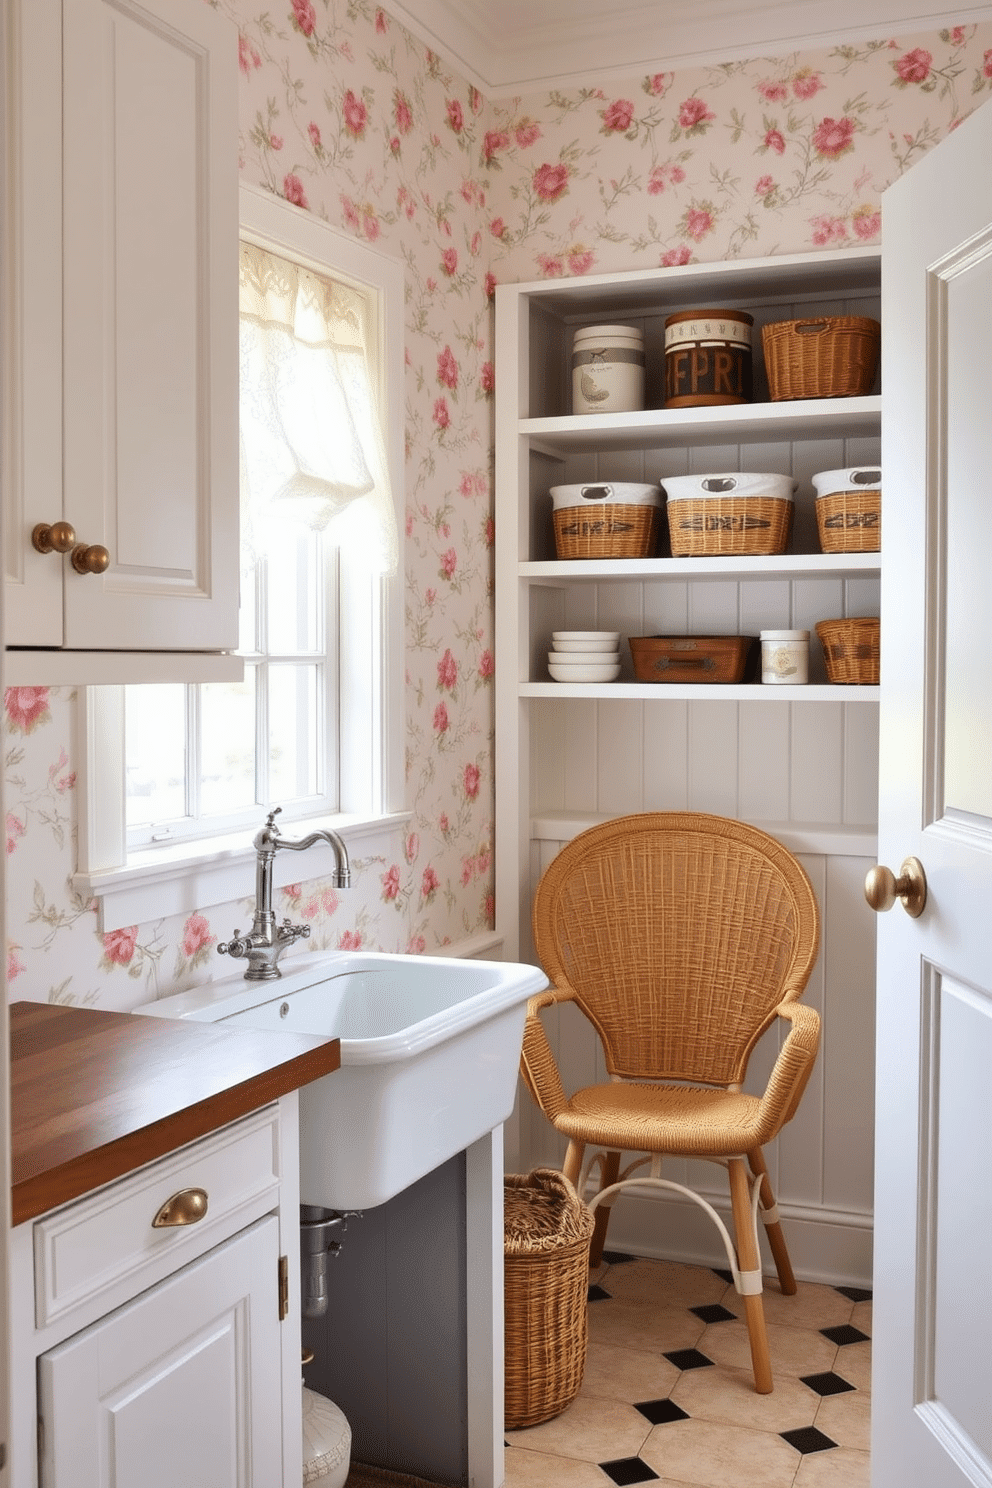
<box><xmin>871</xmin><ymin>99</ymin><xmax>992</xmax><ymax>1487</ymax></box>
<box><xmin>38</xmin><ymin>1216</ymin><xmax>283</xmax><ymax>1488</ymax></box>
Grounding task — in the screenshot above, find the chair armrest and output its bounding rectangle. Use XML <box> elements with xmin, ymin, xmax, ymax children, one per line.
<box><xmin>519</xmin><ymin>984</ymin><xmax>576</xmax><ymax>1120</ymax></box>
<box><xmin>756</xmin><ymin>999</ymin><xmax>822</xmax><ymax>1139</ymax></box>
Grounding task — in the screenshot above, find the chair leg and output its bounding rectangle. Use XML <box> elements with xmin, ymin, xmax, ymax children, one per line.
<box><xmin>588</xmin><ymin>1150</ymin><xmax>621</xmax><ymax>1269</ymax></box>
<box><xmin>748</xmin><ymin>1148</ymin><xmax>796</xmax><ymax>1296</ymax></box>
<box><xmin>728</xmin><ymin>1157</ymin><xmax>773</xmax><ymax>1395</ymax></box>
<box><xmin>562</xmin><ymin>1140</ymin><xmax>584</xmax><ymax>1188</ymax></box>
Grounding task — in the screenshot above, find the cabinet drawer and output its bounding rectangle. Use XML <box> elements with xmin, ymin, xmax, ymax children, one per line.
<box><xmin>34</xmin><ymin>1105</ymin><xmax>281</xmax><ymax>1329</ymax></box>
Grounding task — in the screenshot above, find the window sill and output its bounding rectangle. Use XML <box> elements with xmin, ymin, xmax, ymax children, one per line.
<box><xmin>74</xmin><ymin>811</ymin><xmax>413</xmax><ymax>933</ymax></box>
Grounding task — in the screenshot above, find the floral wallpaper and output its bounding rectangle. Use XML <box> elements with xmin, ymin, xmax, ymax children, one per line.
<box><xmin>5</xmin><ymin>6</ymin><xmax>992</xmax><ymax>1010</ymax></box>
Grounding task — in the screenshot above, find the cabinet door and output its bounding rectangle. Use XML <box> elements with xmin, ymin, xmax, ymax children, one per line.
<box><xmin>38</xmin><ymin>1216</ymin><xmax>283</xmax><ymax>1488</ymax></box>
<box><xmin>60</xmin><ymin>0</ymin><xmax>239</xmax><ymax>652</ymax></box>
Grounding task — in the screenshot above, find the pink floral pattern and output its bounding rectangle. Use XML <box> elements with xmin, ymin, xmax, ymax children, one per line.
<box><xmin>5</xmin><ymin>12</ymin><xmax>992</xmax><ymax>1010</ymax></box>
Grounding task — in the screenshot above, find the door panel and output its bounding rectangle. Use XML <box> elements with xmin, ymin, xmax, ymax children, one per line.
<box><xmin>873</xmin><ymin>96</ymin><xmax>992</xmax><ymax>1488</ymax></box>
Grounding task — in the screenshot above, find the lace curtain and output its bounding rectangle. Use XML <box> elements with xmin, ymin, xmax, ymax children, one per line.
<box><xmin>239</xmin><ymin>240</ymin><xmax>397</xmax><ymax>574</ymax></box>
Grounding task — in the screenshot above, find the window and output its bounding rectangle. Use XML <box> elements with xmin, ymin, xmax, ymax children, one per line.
<box><xmin>76</xmin><ymin>187</ymin><xmax>406</xmax><ymax>929</ymax></box>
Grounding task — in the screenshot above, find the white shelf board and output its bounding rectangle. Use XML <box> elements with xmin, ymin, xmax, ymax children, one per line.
<box><xmin>521</xmin><ymin>552</ymin><xmax>881</xmax><ymax>583</ymax></box>
<box><xmin>531</xmin><ymin>811</ymin><xmax>878</xmax><ymax>858</ymax></box>
<box><xmin>4</xmin><ymin>648</ymin><xmax>244</xmax><ymax>685</ymax></box>
<box><xmin>521</xmin><ymin>681</ymin><xmax>880</xmax><ymax>701</ymax></box>
<box><xmin>521</xmin><ymin>395</ymin><xmax>881</xmax><ymax>455</ymax></box>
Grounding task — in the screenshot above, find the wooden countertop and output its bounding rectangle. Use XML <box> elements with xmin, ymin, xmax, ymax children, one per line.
<box><xmin>10</xmin><ymin>1000</ymin><xmax>341</xmax><ymax>1226</ymax></box>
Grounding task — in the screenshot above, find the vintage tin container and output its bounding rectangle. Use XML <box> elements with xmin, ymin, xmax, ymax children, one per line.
<box><xmin>628</xmin><ymin>634</ymin><xmax>760</xmax><ymax>684</ymax></box>
<box><xmin>664</xmin><ymin>308</ymin><xmax>753</xmax><ymax>408</ymax></box>
<box><xmin>571</xmin><ymin>325</ymin><xmax>645</xmax><ymax>414</ymax></box>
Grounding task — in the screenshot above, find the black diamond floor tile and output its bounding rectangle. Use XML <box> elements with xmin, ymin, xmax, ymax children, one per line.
<box><xmin>598</xmin><ymin>1457</ymin><xmax>660</xmax><ymax>1485</ymax></box>
<box><xmin>588</xmin><ymin>1283</ymin><xmax>612</xmax><ymax>1302</ymax></box>
<box><xmin>690</xmin><ymin>1302</ymin><xmax>737</xmax><ymax>1324</ymax></box>
<box><xmin>801</xmin><ymin>1370</ymin><xmax>856</xmax><ymax>1397</ymax></box>
<box><xmin>821</xmin><ymin>1323</ymin><xmax>870</xmax><ymax>1345</ymax></box>
<box><xmin>664</xmin><ymin>1348</ymin><xmax>715</xmax><ymax>1371</ymax></box>
<box><xmin>835</xmin><ymin>1284</ymin><xmax>873</xmax><ymax>1302</ymax></box>
<box><xmin>712</xmin><ymin>1267</ymin><xmax>735</xmax><ymax>1285</ymax></box>
<box><xmin>781</xmin><ymin>1426</ymin><xmax>839</xmax><ymax>1455</ymax></box>
<box><xmin>634</xmin><ymin>1398</ymin><xmax>690</xmax><ymax>1425</ymax></box>
<box><xmin>602</xmin><ymin>1250</ymin><xmax>636</xmax><ymax>1264</ymax></box>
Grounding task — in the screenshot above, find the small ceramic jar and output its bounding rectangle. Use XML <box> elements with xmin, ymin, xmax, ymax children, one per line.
<box><xmin>761</xmin><ymin>630</ymin><xmax>809</xmax><ymax>684</ymax></box>
<box><xmin>572</xmin><ymin>324</ymin><xmax>645</xmax><ymax>414</ymax></box>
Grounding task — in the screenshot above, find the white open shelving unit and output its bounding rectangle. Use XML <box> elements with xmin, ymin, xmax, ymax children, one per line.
<box><xmin>494</xmin><ymin>248</ymin><xmax>881</xmax><ymax>1282</ymax></box>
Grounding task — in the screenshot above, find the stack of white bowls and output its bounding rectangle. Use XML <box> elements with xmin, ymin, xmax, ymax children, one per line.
<box><xmin>548</xmin><ymin>630</ymin><xmax>621</xmax><ymax>682</ymax></box>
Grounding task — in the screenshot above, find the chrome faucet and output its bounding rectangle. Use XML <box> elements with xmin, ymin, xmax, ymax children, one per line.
<box><xmin>218</xmin><ymin>807</ymin><xmax>352</xmax><ymax>981</ymax></box>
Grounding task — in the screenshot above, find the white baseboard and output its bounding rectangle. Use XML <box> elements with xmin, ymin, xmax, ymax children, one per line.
<box><xmin>599</xmin><ymin>1186</ymin><xmax>873</xmax><ymax>1290</ymax></box>
<box><xmin>441</xmin><ymin>930</ymin><xmax>506</xmax><ymax>960</ymax></box>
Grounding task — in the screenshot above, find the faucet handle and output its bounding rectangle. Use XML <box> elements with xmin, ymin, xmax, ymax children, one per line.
<box><xmin>265</xmin><ymin>806</ymin><xmax>283</xmax><ymax>831</ymax></box>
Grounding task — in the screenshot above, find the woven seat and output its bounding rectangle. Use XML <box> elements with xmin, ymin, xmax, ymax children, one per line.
<box><xmin>522</xmin><ymin>812</ymin><xmax>821</xmax><ymax>1395</ymax></box>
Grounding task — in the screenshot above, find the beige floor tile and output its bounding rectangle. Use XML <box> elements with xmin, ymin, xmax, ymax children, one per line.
<box><xmin>670</xmin><ymin>1362</ymin><xmax>819</xmax><ymax>1433</ymax></box>
<box><xmin>504</xmin><ymin>1394</ymin><xmax>650</xmax><ymax>1464</ymax></box>
<box><xmin>602</xmin><ymin>1259</ymin><xmax>729</xmax><ymax>1309</ymax></box>
<box><xmin>850</xmin><ymin>1299</ymin><xmax>873</xmax><ymax>1336</ymax></box>
<box><xmin>639</xmin><ymin>1417</ymin><xmax>800</xmax><ymax>1488</ymax></box>
<box><xmin>579</xmin><ymin>1339</ymin><xmax>682</xmax><ymax>1403</ymax></box>
<box><xmin>814</xmin><ymin>1391</ymin><xmax>871</xmax><ymax>1452</ymax></box>
<box><xmin>793</xmin><ymin>1446</ymin><xmax>870</xmax><ymax>1487</ymax></box>
<box><xmin>587</xmin><ymin>1297</ymin><xmax>707</xmax><ymax>1353</ymax></box>
<box><xmin>832</xmin><ymin>1340</ymin><xmax>871</xmax><ymax>1393</ymax></box>
<box><xmin>503</xmin><ymin>1445</ymin><xmax>612</xmax><ymax>1486</ymax></box>
<box><xmin>699</xmin><ymin>1318</ymin><xmax>838</xmax><ymax>1378</ymax></box>
<box><xmin>756</xmin><ymin>1279</ymin><xmax>854</xmax><ymax>1332</ymax></box>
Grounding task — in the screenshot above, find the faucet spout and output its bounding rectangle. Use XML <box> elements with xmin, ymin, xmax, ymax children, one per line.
<box><xmin>218</xmin><ymin>808</ymin><xmax>352</xmax><ymax>981</ymax></box>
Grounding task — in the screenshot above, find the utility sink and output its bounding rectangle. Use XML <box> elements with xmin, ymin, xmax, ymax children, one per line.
<box><xmin>136</xmin><ymin>950</ymin><xmax>547</xmax><ymax>1208</ymax></box>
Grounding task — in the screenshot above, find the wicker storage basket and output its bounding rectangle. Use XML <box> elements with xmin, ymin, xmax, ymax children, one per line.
<box><xmin>812</xmin><ymin>466</ymin><xmax>881</xmax><ymax>553</ymax></box>
<box><xmin>667</xmin><ymin>495</ymin><xmax>792</xmax><ymax>557</ymax></box>
<box><xmin>553</xmin><ymin>503</ymin><xmax>660</xmax><ymax>559</ymax></box>
<box><xmin>504</xmin><ymin>1169</ymin><xmax>594</xmax><ymax>1430</ymax></box>
<box><xmin>762</xmin><ymin>316</ymin><xmax>880</xmax><ymax>401</ymax></box>
<box><xmin>815</xmin><ymin>617</ymin><xmax>880</xmax><ymax>684</ymax></box>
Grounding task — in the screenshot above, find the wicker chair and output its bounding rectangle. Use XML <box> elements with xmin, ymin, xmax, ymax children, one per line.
<box><xmin>522</xmin><ymin>812</ymin><xmax>821</xmax><ymax>1395</ymax></box>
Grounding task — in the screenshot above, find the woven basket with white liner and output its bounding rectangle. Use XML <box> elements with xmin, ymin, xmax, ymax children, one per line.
<box><xmin>812</xmin><ymin>466</ymin><xmax>881</xmax><ymax>553</ymax></box>
<box><xmin>550</xmin><ymin>482</ymin><xmax>663</xmax><ymax>560</ymax></box>
<box><xmin>504</xmin><ymin>1168</ymin><xmax>594</xmax><ymax>1430</ymax></box>
<box><xmin>661</xmin><ymin>472</ymin><xmax>796</xmax><ymax>557</ymax></box>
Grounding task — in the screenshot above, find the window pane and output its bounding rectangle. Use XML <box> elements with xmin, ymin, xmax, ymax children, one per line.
<box><xmin>269</xmin><ymin>664</ymin><xmax>319</xmax><ymax>803</ymax></box>
<box><xmin>201</xmin><ymin>673</ymin><xmax>257</xmax><ymax>817</ymax></box>
<box><xmin>267</xmin><ymin>525</ymin><xmax>321</xmax><ymax>654</ymax></box>
<box><xmin>125</xmin><ymin>685</ymin><xmax>187</xmax><ymax>828</ymax></box>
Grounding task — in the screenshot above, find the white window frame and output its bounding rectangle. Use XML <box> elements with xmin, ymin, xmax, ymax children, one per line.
<box><xmin>74</xmin><ymin>185</ymin><xmax>408</xmax><ymax>932</ymax></box>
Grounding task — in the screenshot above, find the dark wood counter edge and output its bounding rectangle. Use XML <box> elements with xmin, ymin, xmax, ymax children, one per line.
<box><xmin>12</xmin><ymin>1036</ymin><xmax>341</xmax><ymax>1227</ymax></box>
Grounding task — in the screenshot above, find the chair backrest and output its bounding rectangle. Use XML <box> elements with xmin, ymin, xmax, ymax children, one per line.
<box><xmin>531</xmin><ymin>813</ymin><xmax>820</xmax><ymax>1087</ymax></box>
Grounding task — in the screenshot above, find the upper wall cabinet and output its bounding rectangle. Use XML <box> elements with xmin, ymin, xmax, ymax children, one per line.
<box><xmin>2</xmin><ymin>0</ymin><xmax>240</xmax><ymax>683</ymax></box>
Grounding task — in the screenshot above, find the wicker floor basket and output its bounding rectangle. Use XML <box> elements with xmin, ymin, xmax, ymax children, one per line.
<box><xmin>504</xmin><ymin>1169</ymin><xmax>594</xmax><ymax>1431</ymax></box>
<box><xmin>667</xmin><ymin>496</ymin><xmax>792</xmax><ymax>557</ymax></box>
<box><xmin>762</xmin><ymin>316</ymin><xmax>880</xmax><ymax>401</ymax></box>
<box><xmin>553</xmin><ymin>503</ymin><xmax>660</xmax><ymax>560</ymax></box>
<box><xmin>815</xmin><ymin>489</ymin><xmax>881</xmax><ymax>553</ymax></box>
<box><xmin>815</xmin><ymin>616</ymin><xmax>880</xmax><ymax>683</ymax></box>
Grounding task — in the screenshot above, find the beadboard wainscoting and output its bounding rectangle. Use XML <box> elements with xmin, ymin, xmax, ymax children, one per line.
<box><xmin>507</xmin><ymin>823</ymin><xmax>877</xmax><ymax>1289</ymax></box>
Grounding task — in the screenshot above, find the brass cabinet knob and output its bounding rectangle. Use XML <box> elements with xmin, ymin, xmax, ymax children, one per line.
<box><xmin>32</xmin><ymin>521</ymin><xmax>77</xmax><ymax>554</ymax></box>
<box><xmin>864</xmin><ymin>856</ymin><xmax>927</xmax><ymax>918</ymax></box>
<box><xmin>152</xmin><ymin>1187</ymin><xmax>209</xmax><ymax>1228</ymax></box>
<box><xmin>70</xmin><ymin>542</ymin><xmax>111</xmax><ymax>575</ymax></box>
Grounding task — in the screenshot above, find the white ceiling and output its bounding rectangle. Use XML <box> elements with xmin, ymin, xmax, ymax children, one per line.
<box><xmin>384</xmin><ymin>0</ymin><xmax>992</xmax><ymax>95</ymax></box>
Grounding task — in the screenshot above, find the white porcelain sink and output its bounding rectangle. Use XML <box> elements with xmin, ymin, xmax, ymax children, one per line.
<box><xmin>135</xmin><ymin>950</ymin><xmax>547</xmax><ymax>1208</ymax></box>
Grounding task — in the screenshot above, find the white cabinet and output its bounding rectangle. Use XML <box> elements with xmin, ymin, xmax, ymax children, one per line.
<box><xmin>2</xmin><ymin>0</ymin><xmax>240</xmax><ymax>682</ymax></box>
<box><xmin>9</xmin><ymin>1102</ymin><xmax>304</xmax><ymax>1487</ymax></box>
<box><xmin>495</xmin><ymin>250</ymin><xmax>881</xmax><ymax>1283</ymax></box>
<box><xmin>39</xmin><ymin>1217</ymin><xmax>282</xmax><ymax>1488</ymax></box>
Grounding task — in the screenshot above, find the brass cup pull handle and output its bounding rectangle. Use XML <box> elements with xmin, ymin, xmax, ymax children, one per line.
<box><xmin>302</xmin><ymin>1347</ymin><xmax>315</xmax><ymax>1366</ymax></box>
<box><xmin>152</xmin><ymin>1187</ymin><xmax>209</xmax><ymax>1228</ymax></box>
<box><xmin>864</xmin><ymin>856</ymin><xmax>927</xmax><ymax>918</ymax></box>
<box><xmin>71</xmin><ymin>542</ymin><xmax>111</xmax><ymax>575</ymax></box>
<box><xmin>32</xmin><ymin>521</ymin><xmax>77</xmax><ymax>555</ymax></box>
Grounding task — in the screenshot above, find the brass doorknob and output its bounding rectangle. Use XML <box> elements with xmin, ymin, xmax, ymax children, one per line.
<box><xmin>865</xmin><ymin>857</ymin><xmax>927</xmax><ymax>918</ymax></box>
<box><xmin>70</xmin><ymin>542</ymin><xmax>111</xmax><ymax>575</ymax></box>
<box><xmin>32</xmin><ymin>521</ymin><xmax>77</xmax><ymax>554</ymax></box>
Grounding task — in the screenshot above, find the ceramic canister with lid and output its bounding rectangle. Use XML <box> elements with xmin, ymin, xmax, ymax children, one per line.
<box><xmin>760</xmin><ymin>630</ymin><xmax>809</xmax><ymax>684</ymax></box>
<box><xmin>572</xmin><ymin>324</ymin><xmax>645</xmax><ymax>415</ymax></box>
<box><xmin>664</xmin><ymin>308</ymin><xmax>753</xmax><ymax>408</ymax></box>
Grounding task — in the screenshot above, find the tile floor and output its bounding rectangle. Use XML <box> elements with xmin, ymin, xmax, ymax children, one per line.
<box><xmin>504</xmin><ymin>1252</ymin><xmax>872</xmax><ymax>1488</ymax></box>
